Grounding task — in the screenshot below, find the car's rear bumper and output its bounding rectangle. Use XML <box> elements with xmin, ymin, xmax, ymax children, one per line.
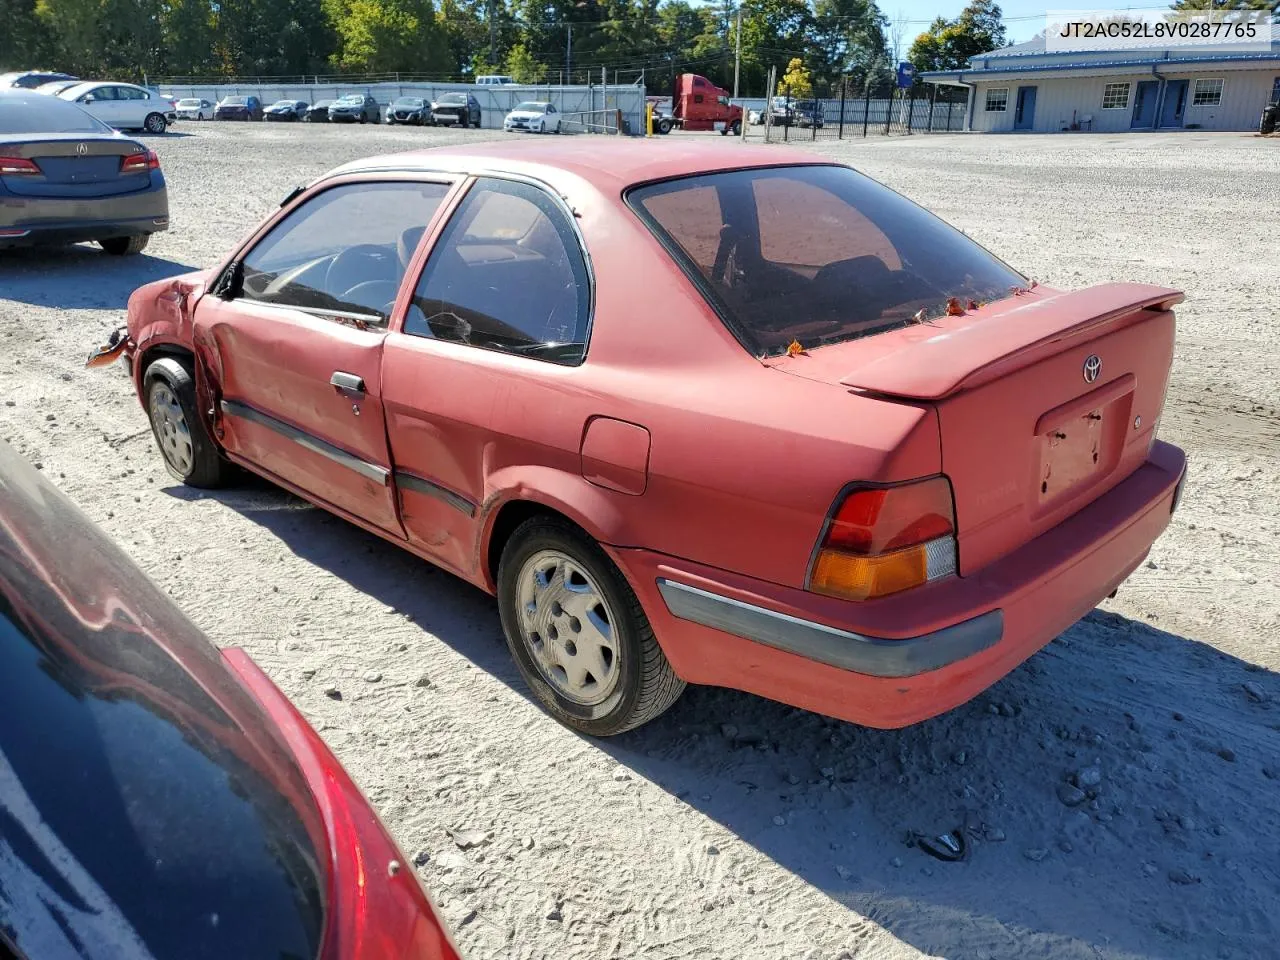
<box><xmin>0</xmin><ymin>187</ymin><xmax>169</xmax><ymax>247</ymax></box>
<box><xmin>611</xmin><ymin>440</ymin><xmax>1186</xmax><ymax>729</ymax></box>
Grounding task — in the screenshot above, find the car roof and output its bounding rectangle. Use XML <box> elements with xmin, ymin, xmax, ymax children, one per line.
<box><xmin>329</xmin><ymin>139</ymin><xmax>832</xmax><ymax>192</ymax></box>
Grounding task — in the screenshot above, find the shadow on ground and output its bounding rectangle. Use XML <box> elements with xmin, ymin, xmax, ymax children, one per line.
<box><xmin>166</xmin><ymin>480</ymin><xmax>1280</xmax><ymax>960</ymax></box>
<box><xmin>0</xmin><ymin>247</ymin><xmax>196</xmax><ymax>309</ymax></box>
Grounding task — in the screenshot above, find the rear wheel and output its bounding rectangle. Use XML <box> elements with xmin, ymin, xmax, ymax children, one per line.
<box><xmin>144</xmin><ymin>112</ymin><xmax>166</xmax><ymax>134</ymax></box>
<box><xmin>497</xmin><ymin>518</ymin><xmax>685</xmax><ymax>736</ymax></box>
<box><xmin>731</xmin><ymin>119</ymin><xmax>741</xmax><ymax>136</ymax></box>
<box><xmin>657</xmin><ymin>118</ymin><xmax>672</xmax><ymax>135</ymax></box>
<box><xmin>99</xmin><ymin>235</ymin><xmax>149</xmax><ymax>256</ymax></box>
<box><xmin>143</xmin><ymin>358</ymin><xmax>228</xmax><ymax>488</ymax></box>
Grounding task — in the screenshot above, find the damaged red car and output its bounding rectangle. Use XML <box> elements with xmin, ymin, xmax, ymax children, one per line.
<box><xmin>97</xmin><ymin>140</ymin><xmax>1187</xmax><ymax>736</ymax></box>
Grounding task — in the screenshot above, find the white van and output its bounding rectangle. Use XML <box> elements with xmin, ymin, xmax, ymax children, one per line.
<box><xmin>475</xmin><ymin>75</ymin><xmax>514</xmax><ymax>86</ymax></box>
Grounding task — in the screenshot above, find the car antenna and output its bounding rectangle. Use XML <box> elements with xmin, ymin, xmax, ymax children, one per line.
<box><xmin>280</xmin><ymin>185</ymin><xmax>305</xmax><ymax>208</ymax></box>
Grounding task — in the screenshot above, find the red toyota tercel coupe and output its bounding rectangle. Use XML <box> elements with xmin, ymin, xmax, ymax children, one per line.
<box><xmin>100</xmin><ymin>140</ymin><xmax>1187</xmax><ymax>736</ymax></box>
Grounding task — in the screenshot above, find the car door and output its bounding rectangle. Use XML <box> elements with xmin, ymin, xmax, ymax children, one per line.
<box><xmin>195</xmin><ymin>176</ymin><xmax>459</xmax><ymax>535</ymax></box>
<box><xmin>78</xmin><ymin>86</ymin><xmax>120</xmax><ymax>126</ymax></box>
<box><xmin>381</xmin><ymin>176</ymin><xmax>593</xmax><ymax>578</ymax></box>
<box><xmin>120</xmin><ymin>86</ymin><xmax>150</xmax><ymax>129</ymax></box>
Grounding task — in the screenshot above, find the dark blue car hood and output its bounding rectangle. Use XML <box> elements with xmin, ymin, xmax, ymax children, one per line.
<box><xmin>0</xmin><ymin>443</ymin><xmax>326</xmax><ymax>960</ymax></box>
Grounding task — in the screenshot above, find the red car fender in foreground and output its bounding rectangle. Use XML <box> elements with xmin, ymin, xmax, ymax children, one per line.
<box><xmin>223</xmin><ymin>649</ymin><xmax>463</xmax><ymax>960</ymax></box>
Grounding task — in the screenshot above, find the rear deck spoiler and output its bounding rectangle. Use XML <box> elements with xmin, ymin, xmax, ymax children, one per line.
<box><xmin>840</xmin><ymin>283</ymin><xmax>1184</xmax><ymax>401</ymax></box>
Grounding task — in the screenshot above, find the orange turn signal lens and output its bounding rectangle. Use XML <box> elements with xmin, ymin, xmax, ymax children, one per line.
<box><xmin>808</xmin><ymin>477</ymin><xmax>958</xmax><ymax>601</ymax></box>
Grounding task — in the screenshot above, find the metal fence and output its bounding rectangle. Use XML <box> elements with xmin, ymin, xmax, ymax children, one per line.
<box><xmin>746</xmin><ymin>82</ymin><xmax>967</xmax><ymax>143</ymax></box>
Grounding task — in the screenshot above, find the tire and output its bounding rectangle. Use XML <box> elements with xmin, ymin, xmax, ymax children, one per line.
<box><xmin>99</xmin><ymin>234</ymin><xmax>149</xmax><ymax>256</ymax></box>
<box><xmin>143</xmin><ymin>112</ymin><xmax>166</xmax><ymax>134</ymax></box>
<box><xmin>656</xmin><ymin>118</ymin><xmax>672</xmax><ymax>135</ymax></box>
<box><xmin>497</xmin><ymin>517</ymin><xmax>685</xmax><ymax>736</ymax></box>
<box><xmin>143</xmin><ymin>357</ymin><xmax>228</xmax><ymax>488</ymax></box>
<box><xmin>731</xmin><ymin>119</ymin><xmax>741</xmax><ymax>136</ymax></box>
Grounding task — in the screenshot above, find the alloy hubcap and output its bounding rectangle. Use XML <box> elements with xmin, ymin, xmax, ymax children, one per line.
<box><xmin>149</xmin><ymin>383</ymin><xmax>193</xmax><ymax>475</ymax></box>
<box><xmin>516</xmin><ymin>550</ymin><xmax>619</xmax><ymax>706</ymax></box>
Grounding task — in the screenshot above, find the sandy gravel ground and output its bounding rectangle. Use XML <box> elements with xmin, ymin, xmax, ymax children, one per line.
<box><xmin>2</xmin><ymin>124</ymin><xmax>1278</xmax><ymax>960</ymax></box>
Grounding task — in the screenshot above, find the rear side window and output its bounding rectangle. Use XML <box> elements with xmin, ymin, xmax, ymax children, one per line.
<box><xmin>628</xmin><ymin>165</ymin><xmax>1025</xmax><ymax>357</ymax></box>
<box><xmin>406</xmin><ymin>177</ymin><xmax>590</xmax><ymax>364</ymax></box>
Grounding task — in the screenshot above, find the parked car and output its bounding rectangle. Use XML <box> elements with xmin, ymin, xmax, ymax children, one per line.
<box><xmin>792</xmin><ymin>99</ymin><xmax>824</xmax><ymax>128</ymax></box>
<box><xmin>264</xmin><ymin>99</ymin><xmax>309</xmax><ymax>122</ymax></box>
<box><xmin>429</xmin><ymin>92</ymin><xmax>481</xmax><ymax>127</ymax></box>
<box><xmin>1261</xmin><ymin>100</ymin><xmax>1278</xmax><ymax>135</ymax></box>
<box><xmin>475</xmin><ymin>75</ymin><xmax>514</xmax><ymax>86</ymax></box>
<box><xmin>328</xmin><ymin>94</ymin><xmax>379</xmax><ymax>124</ymax></box>
<box><xmin>175</xmin><ymin>96</ymin><xmax>214</xmax><ymax>120</ymax></box>
<box><xmin>32</xmin><ymin>78</ymin><xmax>83</xmax><ymax>97</ymax></box>
<box><xmin>57</xmin><ymin>81</ymin><xmax>174</xmax><ymax>133</ymax></box>
<box><xmin>503</xmin><ymin>101</ymin><xmax>559</xmax><ymax>133</ymax></box>
<box><xmin>214</xmin><ymin>95</ymin><xmax>263</xmax><ymax>121</ymax></box>
<box><xmin>0</xmin><ymin>70</ymin><xmax>78</xmax><ymax>89</ymax></box>
<box><xmin>104</xmin><ymin>142</ymin><xmax>1187</xmax><ymax>737</ymax></box>
<box><xmin>387</xmin><ymin>96</ymin><xmax>429</xmax><ymax>125</ymax></box>
<box><xmin>0</xmin><ymin>90</ymin><xmax>168</xmax><ymax>255</ymax></box>
<box><xmin>303</xmin><ymin>99</ymin><xmax>334</xmax><ymax>122</ymax></box>
<box><xmin>0</xmin><ymin>436</ymin><xmax>464</xmax><ymax>960</ymax></box>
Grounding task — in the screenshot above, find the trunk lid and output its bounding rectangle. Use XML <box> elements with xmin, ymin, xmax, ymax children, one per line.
<box><xmin>1</xmin><ymin>135</ymin><xmax>151</xmax><ymax>198</ymax></box>
<box><xmin>771</xmin><ymin>283</ymin><xmax>1182</xmax><ymax>575</ymax></box>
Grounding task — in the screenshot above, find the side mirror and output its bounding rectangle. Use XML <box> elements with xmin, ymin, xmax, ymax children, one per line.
<box><xmin>81</xmin><ymin>94</ymin><xmax>95</xmax><ymax>103</ymax></box>
<box><xmin>215</xmin><ymin>260</ymin><xmax>244</xmax><ymax>301</ymax></box>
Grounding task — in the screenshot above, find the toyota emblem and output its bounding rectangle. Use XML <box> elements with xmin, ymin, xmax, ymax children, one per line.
<box><xmin>1082</xmin><ymin>354</ymin><xmax>1102</xmax><ymax>383</ymax></box>
<box><xmin>76</xmin><ymin>142</ymin><xmax>88</xmax><ymax>156</ymax></box>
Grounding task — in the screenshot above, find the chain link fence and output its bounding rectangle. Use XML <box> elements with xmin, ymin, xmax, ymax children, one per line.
<box><xmin>745</xmin><ymin>80</ymin><xmax>967</xmax><ymax>143</ymax></box>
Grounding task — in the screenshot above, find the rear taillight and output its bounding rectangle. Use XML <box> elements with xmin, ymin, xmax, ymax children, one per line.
<box><xmin>808</xmin><ymin>477</ymin><xmax>957</xmax><ymax>601</ymax></box>
<box><xmin>221</xmin><ymin>649</ymin><xmax>463</xmax><ymax>960</ymax></box>
<box><xmin>121</xmin><ymin>149</ymin><xmax>160</xmax><ymax>173</ymax></box>
<box><xmin>0</xmin><ymin>156</ymin><xmax>40</xmax><ymax>175</ymax></box>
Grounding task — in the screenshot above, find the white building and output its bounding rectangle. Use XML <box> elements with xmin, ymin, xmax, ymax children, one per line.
<box><xmin>922</xmin><ymin>36</ymin><xmax>1280</xmax><ymax>133</ymax></box>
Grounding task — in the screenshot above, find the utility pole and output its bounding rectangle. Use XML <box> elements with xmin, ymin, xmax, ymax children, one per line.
<box><xmin>733</xmin><ymin>9</ymin><xmax>741</xmax><ymax>100</ymax></box>
<box><xmin>488</xmin><ymin>0</ymin><xmax>496</xmax><ymax>66</ymax></box>
<box><xmin>566</xmin><ymin>24</ymin><xmax>572</xmax><ymax>85</ymax></box>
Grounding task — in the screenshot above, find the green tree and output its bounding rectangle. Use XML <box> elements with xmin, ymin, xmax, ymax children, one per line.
<box><xmin>811</xmin><ymin>0</ymin><xmax>887</xmax><ymax>93</ymax></box>
<box><xmin>504</xmin><ymin>40</ymin><xmax>543</xmax><ymax>79</ymax></box>
<box><xmin>325</xmin><ymin>0</ymin><xmax>448</xmax><ymax>73</ymax></box>
<box><xmin>908</xmin><ymin>0</ymin><xmax>1006</xmax><ymax>72</ymax></box>
<box><xmin>1</xmin><ymin>0</ymin><xmax>54</xmax><ymax>70</ymax></box>
<box><xmin>160</xmin><ymin>0</ymin><xmax>216</xmax><ymax>75</ymax></box>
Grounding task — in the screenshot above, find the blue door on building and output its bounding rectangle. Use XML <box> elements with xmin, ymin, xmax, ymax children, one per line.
<box><xmin>1131</xmin><ymin>80</ymin><xmax>1158</xmax><ymax>128</ymax></box>
<box><xmin>1158</xmin><ymin>79</ymin><xmax>1188</xmax><ymax>128</ymax></box>
<box><xmin>1014</xmin><ymin>85</ymin><xmax>1037</xmax><ymax>129</ymax></box>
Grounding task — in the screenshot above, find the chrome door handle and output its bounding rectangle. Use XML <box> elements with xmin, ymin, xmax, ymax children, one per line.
<box><xmin>330</xmin><ymin>371</ymin><xmax>365</xmax><ymax>393</ymax></box>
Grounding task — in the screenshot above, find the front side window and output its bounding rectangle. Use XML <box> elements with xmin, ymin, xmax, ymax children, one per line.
<box><xmin>406</xmin><ymin>178</ymin><xmax>590</xmax><ymax>364</ymax></box>
<box><xmin>629</xmin><ymin>165</ymin><xmax>1025</xmax><ymax>357</ymax></box>
<box><xmin>985</xmin><ymin>88</ymin><xmax>1008</xmax><ymax>112</ymax></box>
<box><xmin>1101</xmin><ymin>82</ymin><xmax>1130</xmax><ymax>109</ymax></box>
<box><xmin>237</xmin><ymin>181</ymin><xmax>451</xmax><ymax>325</ymax></box>
<box><xmin>1192</xmin><ymin>78</ymin><xmax>1223</xmax><ymax>106</ymax></box>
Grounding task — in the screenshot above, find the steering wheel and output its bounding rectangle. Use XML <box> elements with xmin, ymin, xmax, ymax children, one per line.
<box><xmin>341</xmin><ymin>280</ymin><xmax>401</xmax><ymax>319</ymax></box>
<box><xmin>325</xmin><ymin>244</ymin><xmax>398</xmax><ymax>300</ymax></box>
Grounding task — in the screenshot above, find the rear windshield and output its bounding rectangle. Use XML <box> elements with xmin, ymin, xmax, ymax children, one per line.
<box><xmin>0</xmin><ymin>96</ymin><xmax>112</xmax><ymax>134</ymax></box>
<box><xmin>628</xmin><ymin>164</ymin><xmax>1025</xmax><ymax>357</ymax></box>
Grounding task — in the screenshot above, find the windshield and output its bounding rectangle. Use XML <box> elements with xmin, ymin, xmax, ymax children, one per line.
<box><xmin>271</xmin><ymin>100</ymin><xmax>295</xmax><ymax>107</ymax></box>
<box><xmin>336</xmin><ymin>95</ymin><xmax>363</xmax><ymax>104</ymax></box>
<box><xmin>222</xmin><ymin>97</ymin><xmax>247</xmax><ymax>105</ymax></box>
<box><xmin>628</xmin><ymin>164</ymin><xmax>1026</xmax><ymax>357</ymax></box>
<box><xmin>393</xmin><ymin>97</ymin><xmax>424</xmax><ymax>107</ymax></box>
<box><xmin>177</xmin><ymin>98</ymin><xmax>202</xmax><ymax>107</ymax></box>
<box><xmin>437</xmin><ymin>94</ymin><xmax>466</xmax><ymax>104</ymax></box>
<box><xmin>515</xmin><ymin>102</ymin><xmax>545</xmax><ymax>112</ymax></box>
<box><xmin>0</xmin><ymin>96</ymin><xmax>113</xmax><ymax>134</ymax></box>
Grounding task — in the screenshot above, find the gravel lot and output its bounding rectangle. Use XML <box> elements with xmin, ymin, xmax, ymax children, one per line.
<box><xmin>2</xmin><ymin>124</ymin><xmax>1278</xmax><ymax>960</ymax></box>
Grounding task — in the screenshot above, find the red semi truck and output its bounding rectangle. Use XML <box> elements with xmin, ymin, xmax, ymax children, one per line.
<box><xmin>654</xmin><ymin>74</ymin><xmax>743</xmax><ymax>135</ymax></box>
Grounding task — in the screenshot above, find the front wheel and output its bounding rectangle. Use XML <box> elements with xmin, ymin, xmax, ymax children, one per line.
<box><xmin>656</xmin><ymin>118</ymin><xmax>672</xmax><ymax>135</ymax></box>
<box><xmin>143</xmin><ymin>358</ymin><xmax>229</xmax><ymax>488</ymax></box>
<box><xmin>497</xmin><ymin>518</ymin><xmax>685</xmax><ymax>736</ymax></box>
<box><xmin>144</xmin><ymin>112</ymin><xmax>167</xmax><ymax>134</ymax></box>
<box><xmin>731</xmin><ymin>119</ymin><xmax>741</xmax><ymax>136</ymax></box>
